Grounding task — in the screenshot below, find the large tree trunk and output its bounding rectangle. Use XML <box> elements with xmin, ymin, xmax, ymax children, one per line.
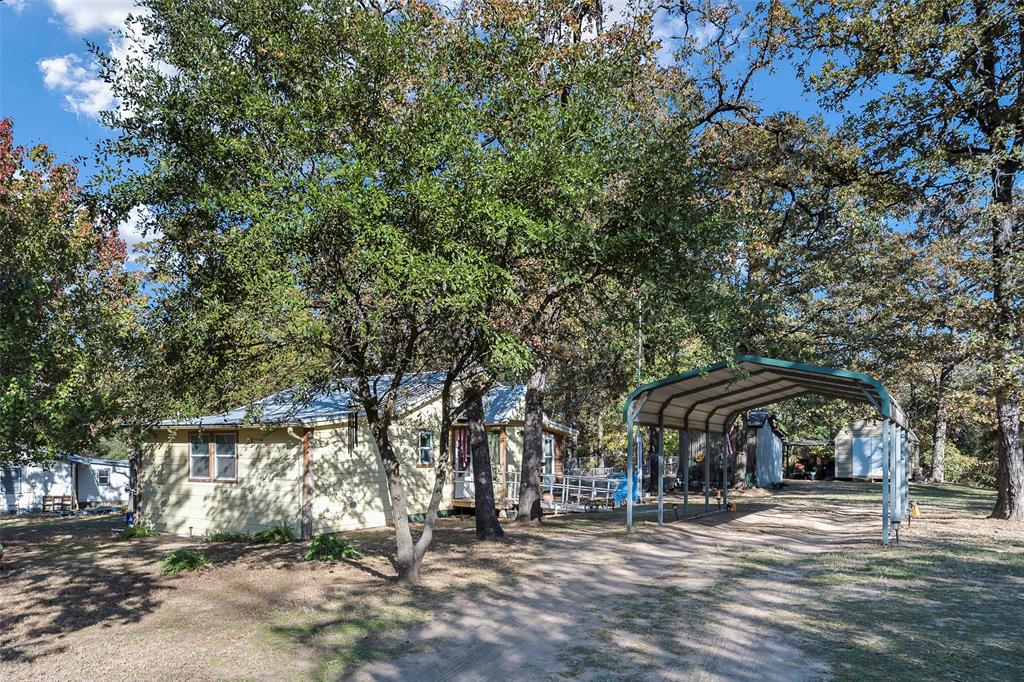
<box><xmin>596</xmin><ymin>412</ymin><xmax>605</xmax><ymax>468</ymax></box>
<box><xmin>409</xmin><ymin>382</ymin><xmax>455</xmax><ymax>580</ymax></box>
<box><xmin>992</xmin><ymin>394</ymin><xmax>1024</xmax><ymax>520</ymax></box>
<box><xmin>128</xmin><ymin>435</ymin><xmax>143</xmax><ymax>518</ymax></box>
<box><xmin>990</xmin><ymin>165</ymin><xmax>1024</xmax><ymax>520</ymax></box>
<box><xmin>468</xmin><ymin>387</ymin><xmax>504</xmax><ymax>540</ymax></box>
<box><xmin>372</xmin><ymin>420</ymin><xmax>421</xmax><ymax>584</ymax></box>
<box><xmin>931</xmin><ymin>364</ymin><xmax>953</xmax><ymax>483</ymax></box>
<box><xmin>515</xmin><ymin>362</ymin><xmax>545</xmax><ymax>525</ymax></box>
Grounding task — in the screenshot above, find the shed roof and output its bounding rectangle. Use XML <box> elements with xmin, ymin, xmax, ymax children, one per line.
<box><xmin>623</xmin><ymin>356</ymin><xmax>908</xmax><ymax>432</ymax></box>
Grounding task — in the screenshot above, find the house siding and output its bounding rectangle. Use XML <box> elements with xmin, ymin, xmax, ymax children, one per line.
<box><xmin>139</xmin><ymin>428</ymin><xmax>304</xmax><ymax>536</ymax></box>
<box><xmin>140</xmin><ymin>398</ymin><xmax>455</xmax><ymax>537</ymax></box>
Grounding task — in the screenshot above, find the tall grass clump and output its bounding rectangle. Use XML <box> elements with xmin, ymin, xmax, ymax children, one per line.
<box><xmin>160</xmin><ymin>548</ymin><xmax>211</xmax><ymax>575</ymax></box>
<box><xmin>202</xmin><ymin>530</ymin><xmax>252</xmax><ymax>543</ymax></box>
<box><xmin>304</xmin><ymin>533</ymin><xmax>363</xmax><ymax>561</ymax></box>
<box><xmin>250</xmin><ymin>523</ymin><xmax>297</xmax><ymax>544</ymax></box>
<box><xmin>118</xmin><ymin>524</ymin><xmax>158</xmax><ymax>540</ymax></box>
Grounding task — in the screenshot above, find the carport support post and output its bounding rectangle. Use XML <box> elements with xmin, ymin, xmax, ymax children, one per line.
<box><xmin>681</xmin><ymin>429</ymin><xmax>689</xmax><ymax>519</ymax></box>
<box><xmin>626</xmin><ymin>413</ymin><xmax>635</xmax><ymax>535</ymax></box>
<box><xmin>657</xmin><ymin>415</ymin><xmax>665</xmax><ymax>526</ymax></box>
<box><xmin>721</xmin><ymin>426</ymin><xmax>729</xmax><ymax>509</ymax></box>
<box><xmin>893</xmin><ymin>424</ymin><xmax>903</xmax><ymax>523</ymax></box>
<box><xmin>881</xmin><ymin>418</ymin><xmax>891</xmax><ymax>545</ymax></box>
<box><xmin>704</xmin><ymin>430</ymin><xmax>711</xmax><ymax>513</ymax></box>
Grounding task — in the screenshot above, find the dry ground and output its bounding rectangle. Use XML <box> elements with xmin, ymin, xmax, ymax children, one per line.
<box><xmin>1</xmin><ymin>481</ymin><xmax>1022</xmax><ymax>681</ymax></box>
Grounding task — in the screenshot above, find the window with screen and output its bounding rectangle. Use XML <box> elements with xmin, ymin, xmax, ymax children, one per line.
<box><xmin>97</xmin><ymin>468</ymin><xmax>110</xmax><ymax>485</ymax></box>
<box><xmin>190</xmin><ymin>432</ymin><xmax>237</xmax><ymax>481</ymax></box>
<box><xmin>418</xmin><ymin>431</ymin><xmax>434</xmax><ymax>466</ymax></box>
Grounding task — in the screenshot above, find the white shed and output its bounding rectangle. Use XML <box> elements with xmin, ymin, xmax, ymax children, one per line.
<box><xmin>746</xmin><ymin>410</ymin><xmax>785</xmax><ymax>488</ymax></box>
<box><xmin>834</xmin><ymin>420</ymin><xmax>918</xmax><ymax>479</ymax></box>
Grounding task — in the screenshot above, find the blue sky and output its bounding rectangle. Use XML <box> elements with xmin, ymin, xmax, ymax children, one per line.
<box><xmin>1</xmin><ymin>0</ymin><xmax>824</xmax><ymax>217</ymax></box>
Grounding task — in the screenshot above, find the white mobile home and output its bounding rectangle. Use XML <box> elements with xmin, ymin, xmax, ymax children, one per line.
<box><xmin>1</xmin><ymin>455</ymin><xmax>129</xmax><ymax>513</ymax></box>
<box><xmin>67</xmin><ymin>456</ymin><xmax>131</xmax><ymax>507</ymax></box>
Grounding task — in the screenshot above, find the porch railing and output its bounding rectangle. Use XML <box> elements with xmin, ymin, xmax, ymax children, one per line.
<box><xmin>505</xmin><ymin>470</ymin><xmax>619</xmax><ymax>513</ymax></box>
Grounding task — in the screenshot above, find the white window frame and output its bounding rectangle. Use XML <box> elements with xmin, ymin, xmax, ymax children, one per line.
<box><xmin>96</xmin><ymin>468</ymin><xmax>110</xmax><ymax>485</ymax></box>
<box><xmin>417</xmin><ymin>430</ymin><xmax>434</xmax><ymax>466</ymax></box>
<box><xmin>189</xmin><ymin>432</ymin><xmax>238</xmax><ymax>482</ymax></box>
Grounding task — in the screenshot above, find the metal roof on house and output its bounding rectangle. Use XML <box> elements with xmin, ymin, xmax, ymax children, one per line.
<box><xmin>158</xmin><ymin>374</ymin><xmax>577</xmax><ymax>434</ymax></box>
<box><xmin>66</xmin><ymin>454</ymin><xmax>130</xmax><ymax>468</ymax></box>
<box><xmin>623</xmin><ymin>355</ymin><xmax>909</xmax><ymax>432</ymax></box>
<box><xmin>158</xmin><ymin>372</ymin><xmax>447</xmax><ymax>428</ymax></box>
<box><xmin>483</xmin><ymin>384</ymin><xmax>526</xmax><ymax>424</ymax></box>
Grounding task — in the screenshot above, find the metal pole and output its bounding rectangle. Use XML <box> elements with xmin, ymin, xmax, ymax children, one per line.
<box><xmin>901</xmin><ymin>427</ymin><xmax>910</xmax><ymax>518</ymax></box>
<box><xmin>682</xmin><ymin>429</ymin><xmax>689</xmax><ymax>519</ymax></box>
<box><xmin>626</xmin><ymin>413</ymin><xmax>635</xmax><ymax>535</ymax></box>
<box><xmin>881</xmin><ymin>418</ymin><xmax>891</xmax><ymax>545</ymax></box>
<box><xmin>657</xmin><ymin>416</ymin><xmax>665</xmax><ymax>526</ymax></box>
<box><xmin>722</xmin><ymin>426</ymin><xmax>729</xmax><ymax>509</ymax></box>
<box><xmin>892</xmin><ymin>424</ymin><xmax>902</xmax><ymax>523</ymax></box>
<box><xmin>704</xmin><ymin>430</ymin><xmax>711</xmax><ymax>513</ymax></box>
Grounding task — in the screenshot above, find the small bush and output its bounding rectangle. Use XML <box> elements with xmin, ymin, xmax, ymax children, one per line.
<box><xmin>250</xmin><ymin>523</ymin><xmax>297</xmax><ymax>544</ymax></box>
<box><xmin>202</xmin><ymin>530</ymin><xmax>253</xmax><ymax>543</ymax></box>
<box><xmin>160</xmin><ymin>549</ymin><xmax>211</xmax><ymax>576</ymax></box>
<box><xmin>304</xmin><ymin>533</ymin><xmax>363</xmax><ymax>561</ymax></box>
<box><xmin>118</xmin><ymin>524</ymin><xmax>158</xmax><ymax>540</ymax></box>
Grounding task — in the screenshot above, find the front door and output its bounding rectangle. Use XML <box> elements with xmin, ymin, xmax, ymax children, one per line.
<box><xmin>453</xmin><ymin>428</ymin><xmax>474</xmax><ymax>498</ymax></box>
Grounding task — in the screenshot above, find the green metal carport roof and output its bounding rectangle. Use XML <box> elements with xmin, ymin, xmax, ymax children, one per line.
<box><xmin>620</xmin><ymin>355</ymin><xmax>912</xmax><ymax>545</ymax></box>
<box><xmin>622</xmin><ymin>355</ymin><xmax>909</xmax><ymax>433</ymax></box>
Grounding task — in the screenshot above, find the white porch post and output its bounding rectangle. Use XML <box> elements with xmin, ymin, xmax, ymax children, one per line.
<box><xmin>657</xmin><ymin>415</ymin><xmax>665</xmax><ymax>526</ymax></box>
<box><xmin>881</xmin><ymin>418</ymin><xmax>891</xmax><ymax>545</ymax></box>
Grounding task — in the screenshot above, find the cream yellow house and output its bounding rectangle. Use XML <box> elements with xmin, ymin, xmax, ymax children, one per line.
<box><xmin>140</xmin><ymin>374</ymin><xmax>575</xmax><ymax>538</ymax></box>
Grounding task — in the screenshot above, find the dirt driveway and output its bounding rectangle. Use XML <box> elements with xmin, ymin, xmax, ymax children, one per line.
<box><xmin>2</xmin><ymin>482</ymin><xmax>1021</xmax><ymax>681</ymax></box>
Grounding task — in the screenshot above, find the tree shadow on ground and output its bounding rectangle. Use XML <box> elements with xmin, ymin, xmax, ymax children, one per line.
<box><xmin>0</xmin><ymin>515</ymin><xmax>172</xmax><ymax>662</ymax></box>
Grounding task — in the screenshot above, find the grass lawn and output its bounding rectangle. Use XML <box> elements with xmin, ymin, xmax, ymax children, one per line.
<box><xmin>1</xmin><ymin>481</ymin><xmax>1022</xmax><ymax>680</ymax></box>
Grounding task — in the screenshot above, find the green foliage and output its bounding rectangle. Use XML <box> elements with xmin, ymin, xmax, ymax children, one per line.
<box><xmin>201</xmin><ymin>530</ymin><xmax>253</xmax><ymax>543</ymax></box>
<box><xmin>0</xmin><ymin>118</ymin><xmax>140</xmax><ymax>465</ymax></box>
<box><xmin>159</xmin><ymin>548</ymin><xmax>211</xmax><ymax>575</ymax></box>
<box><xmin>303</xmin><ymin>533</ymin><xmax>363</xmax><ymax>562</ymax></box>
<box><xmin>938</xmin><ymin>443</ymin><xmax>998</xmax><ymax>490</ymax></box>
<box><xmin>118</xmin><ymin>524</ymin><xmax>158</xmax><ymax>540</ymax></box>
<box><xmin>249</xmin><ymin>523</ymin><xmax>297</xmax><ymax>545</ymax></box>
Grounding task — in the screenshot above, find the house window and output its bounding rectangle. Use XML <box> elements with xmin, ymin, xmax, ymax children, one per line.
<box><xmin>190</xmin><ymin>432</ymin><xmax>237</xmax><ymax>481</ymax></box>
<box><xmin>97</xmin><ymin>468</ymin><xmax>110</xmax><ymax>485</ymax></box>
<box><xmin>418</xmin><ymin>431</ymin><xmax>434</xmax><ymax>466</ymax></box>
<box><xmin>543</xmin><ymin>434</ymin><xmax>555</xmax><ymax>475</ymax></box>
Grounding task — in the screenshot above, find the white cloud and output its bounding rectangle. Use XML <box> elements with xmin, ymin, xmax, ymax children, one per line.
<box><xmin>38</xmin><ymin>53</ymin><xmax>115</xmax><ymax>117</ymax></box>
<box><xmin>36</xmin><ymin>2</ymin><xmax>148</xmax><ymax>118</ymax></box>
<box><xmin>38</xmin><ymin>29</ymin><xmax>161</xmax><ymax>119</ymax></box>
<box><xmin>118</xmin><ymin>205</ymin><xmax>160</xmax><ymax>260</ymax></box>
<box><xmin>47</xmin><ymin>0</ymin><xmax>137</xmax><ymax>34</ymax></box>
<box><xmin>3</xmin><ymin>0</ymin><xmax>28</xmax><ymax>13</ymax></box>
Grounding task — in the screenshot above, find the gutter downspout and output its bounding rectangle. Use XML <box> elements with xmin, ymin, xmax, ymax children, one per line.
<box><xmin>288</xmin><ymin>426</ymin><xmax>313</xmax><ymax>540</ymax></box>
